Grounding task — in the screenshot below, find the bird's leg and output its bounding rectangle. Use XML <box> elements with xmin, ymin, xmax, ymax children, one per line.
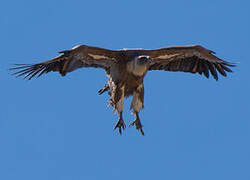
<box><xmin>114</xmin><ymin>111</ymin><xmax>126</xmax><ymax>135</ymax></box>
<box><xmin>129</xmin><ymin>84</ymin><xmax>145</xmax><ymax>135</ymax></box>
<box><xmin>98</xmin><ymin>84</ymin><xmax>109</xmax><ymax>95</ymax></box>
<box><xmin>112</xmin><ymin>84</ymin><xmax>126</xmax><ymax>135</ymax></box>
<box><xmin>129</xmin><ymin>112</ymin><xmax>144</xmax><ymax>135</ymax></box>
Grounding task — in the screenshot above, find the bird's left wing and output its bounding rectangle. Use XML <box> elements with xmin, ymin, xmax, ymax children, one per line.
<box><xmin>10</xmin><ymin>45</ymin><xmax>118</xmax><ymax>80</ymax></box>
<box><xmin>145</xmin><ymin>45</ymin><xmax>235</xmax><ymax>80</ymax></box>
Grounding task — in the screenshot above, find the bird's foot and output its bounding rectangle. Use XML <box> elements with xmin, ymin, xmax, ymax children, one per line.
<box><xmin>98</xmin><ymin>84</ymin><xmax>109</xmax><ymax>95</ymax></box>
<box><xmin>129</xmin><ymin>113</ymin><xmax>144</xmax><ymax>135</ymax></box>
<box><xmin>114</xmin><ymin>116</ymin><xmax>126</xmax><ymax>135</ymax></box>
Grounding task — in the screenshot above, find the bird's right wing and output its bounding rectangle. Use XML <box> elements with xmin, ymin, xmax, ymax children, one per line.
<box><xmin>10</xmin><ymin>44</ymin><xmax>119</xmax><ymax>80</ymax></box>
<box><xmin>145</xmin><ymin>45</ymin><xmax>235</xmax><ymax>80</ymax></box>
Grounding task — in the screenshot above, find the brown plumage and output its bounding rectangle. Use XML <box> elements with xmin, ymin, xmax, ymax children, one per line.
<box><xmin>10</xmin><ymin>44</ymin><xmax>235</xmax><ymax>135</ymax></box>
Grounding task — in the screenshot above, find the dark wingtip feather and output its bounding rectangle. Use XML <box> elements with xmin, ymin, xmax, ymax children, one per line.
<box><xmin>215</xmin><ymin>63</ymin><xmax>227</xmax><ymax>77</ymax></box>
<box><xmin>9</xmin><ymin>64</ymin><xmax>32</xmax><ymax>70</ymax></box>
<box><xmin>221</xmin><ymin>64</ymin><xmax>233</xmax><ymax>73</ymax></box>
<box><xmin>9</xmin><ymin>63</ymin><xmax>45</xmax><ymax>80</ymax></box>
<box><xmin>202</xmin><ymin>62</ymin><xmax>209</xmax><ymax>78</ymax></box>
<box><xmin>207</xmin><ymin>63</ymin><xmax>218</xmax><ymax>80</ymax></box>
<box><xmin>223</xmin><ymin>61</ymin><xmax>237</xmax><ymax>67</ymax></box>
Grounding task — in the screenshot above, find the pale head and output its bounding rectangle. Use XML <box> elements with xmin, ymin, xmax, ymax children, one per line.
<box><xmin>127</xmin><ymin>55</ymin><xmax>152</xmax><ymax>76</ymax></box>
<box><xmin>136</xmin><ymin>55</ymin><xmax>152</xmax><ymax>65</ymax></box>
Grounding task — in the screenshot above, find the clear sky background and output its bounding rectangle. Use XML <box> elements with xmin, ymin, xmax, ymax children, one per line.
<box><xmin>1</xmin><ymin>0</ymin><xmax>249</xmax><ymax>179</ymax></box>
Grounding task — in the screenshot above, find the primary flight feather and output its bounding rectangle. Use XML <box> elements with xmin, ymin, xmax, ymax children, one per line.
<box><xmin>10</xmin><ymin>44</ymin><xmax>235</xmax><ymax>135</ymax></box>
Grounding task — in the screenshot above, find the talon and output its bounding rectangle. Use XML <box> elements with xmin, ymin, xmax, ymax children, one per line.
<box><xmin>114</xmin><ymin>114</ymin><xmax>126</xmax><ymax>135</ymax></box>
<box><xmin>129</xmin><ymin>113</ymin><xmax>144</xmax><ymax>135</ymax></box>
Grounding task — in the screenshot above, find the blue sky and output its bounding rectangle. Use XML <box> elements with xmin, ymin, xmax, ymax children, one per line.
<box><xmin>1</xmin><ymin>0</ymin><xmax>250</xmax><ymax>179</ymax></box>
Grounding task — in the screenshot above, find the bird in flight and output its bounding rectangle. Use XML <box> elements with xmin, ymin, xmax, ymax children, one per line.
<box><xmin>10</xmin><ymin>44</ymin><xmax>235</xmax><ymax>135</ymax></box>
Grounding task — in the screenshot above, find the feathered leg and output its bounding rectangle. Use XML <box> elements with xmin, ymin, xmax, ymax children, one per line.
<box><xmin>129</xmin><ymin>84</ymin><xmax>145</xmax><ymax>135</ymax></box>
<box><xmin>109</xmin><ymin>82</ymin><xmax>126</xmax><ymax>135</ymax></box>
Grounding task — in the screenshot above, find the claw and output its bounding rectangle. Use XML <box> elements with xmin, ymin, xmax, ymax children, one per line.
<box><xmin>129</xmin><ymin>112</ymin><xmax>144</xmax><ymax>135</ymax></box>
<box><xmin>114</xmin><ymin>112</ymin><xmax>126</xmax><ymax>135</ymax></box>
<box><xmin>114</xmin><ymin>119</ymin><xmax>126</xmax><ymax>135</ymax></box>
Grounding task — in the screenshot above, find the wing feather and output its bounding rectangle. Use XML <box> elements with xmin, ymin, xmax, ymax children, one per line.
<box><xmin>202</xmin><ymin>62</ymin><xmax>209</xmax><ymax>78</ymax></box>
<box><xmin>214</xmin><ymin>64</ymin><xmax>226</xmax><ymax>77</ymax></box>
<box><xmin>146</xmin><ymin>45</ymin><xmax>235</xmax><ymax>80</ymax></box>
<box><xmin>207</xmin><ymin>63</ymin><xmax>218</xmax><ymax>80</ymax></box>
<box><xmin>10</xmin><ymin>45</ymin><xmax>118</xmax><ymax>80</ymax></box>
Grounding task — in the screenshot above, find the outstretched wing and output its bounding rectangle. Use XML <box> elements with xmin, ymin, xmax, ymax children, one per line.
<box><xmin>10</xmin><ymin>45</ymin><xmax>118</xmax><ymax>80</ymax></box>
<box><xmin>146</xmin><ymin>45</ymin><xmax>235</xmax><ymax>80</ymax></box>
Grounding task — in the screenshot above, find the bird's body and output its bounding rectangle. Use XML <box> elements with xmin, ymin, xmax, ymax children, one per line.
<box><xmin>11</xmin><ymin>44</ymin><xmax>235</xmax><ymax>135</ymax></box>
